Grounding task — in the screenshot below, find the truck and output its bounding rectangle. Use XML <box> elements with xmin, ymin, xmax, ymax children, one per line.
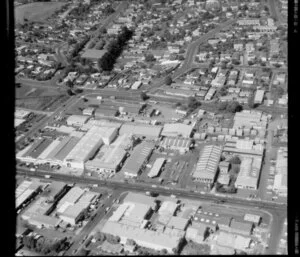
<box><xmin>97</xmin><ymin>96</ymin><xmax>102</xmax><ymax>100</ymax></box>
<box><xmin>92</xmin><ymin>184</ymin><xmax>98</xmax><ymax>188</ymax></box>
<box><xmin>29</xmin><ymin>168</ymin><xmax>36</xmax><ymax>172</ymax></box>
<box><xmin>44</xmin><ymin>175</ymin><xmax>51</xmax><ymax>179</ymax></box>
<box><xmin>105</xmin><ymin>207</ymin><xmax>110</xmax><ymax>213</ymax></box>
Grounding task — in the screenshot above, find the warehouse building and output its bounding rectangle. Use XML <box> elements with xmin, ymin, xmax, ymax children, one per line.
<box><xmin>148</xmin><ymin>158</ymin><xmax>165</xmax><ymax>178</ymax></box>
<box><xmin>230</xmin><ymin>220</ymin><xmax>253</xmax><ymax>236</ymax></box>
<box><xmin>16</xmin><ymin>180</ymin><xmax>42</xmax><ymax>210</ymax></box>
<box><xmin>35</xmin><ymin>139</ymin><xmax>61</xmax><ymax>163</ymax></box>
<box><xmin>81</xmin><ymin>119</ymin><xmax>122</xmax><ymax>131</ymax></box>
<box><xmin>244</xmin><ymin>214</ymin><xmax>261</xmax><ymax>225</ymax></box>
<box><xmin>161</xmin><ymin>123</ymin><xmax>193</xmax><ymax>138</ymax></box>
<box><xmin>85</xmin><ymin>145</ymin><xmax>127</xmax><ymax>175</ymax></box>
<box><xmin>122</xmin><ymin>142</ymin><xmax>154</xmax><ymax>178</ymax></box>
<box><xmin>186</xmin><ymin>223</ymin><xmax>209</xmax><ymax>243</ymax></box>
<box><xmin>158</xmin><ymin>200</ymin><xmax>178</xmax><ymax>217</ymax></box>
<box><xmin>27</xmin><ymin>215</ymin><xmax>61</xmax><ymax>229</ymax></box>
<box><xmin>166</xmin><ymin>216</ymin><xmax>189</xmax><ymax>231</ymax></box>
<box><xmin>101</xmin><ymin>221</ymin><xmax>183</xmax><ymax>254</ymax></box>
<box><xmin>64</xmin><ymin>126</ymin><xmax>115</xmax><ymax>171</ymax></box>
<box><xmin>119</xmin><ymin>123</ymin><xmax>162</xmax><ymax>139</ymax></box>
<box><xmin>15</xmin><ymin>109</ymin><xmax>31</xmax><ymax>119</ymax></box>
<box><xmin>223</xmin><ymin>139</ymin><xmax>264</xmax><ymax>157</ymax></box>
<box><xmin>66</xmin><ymin>115</ymin><xmax>90</xmax><ymax>127</ymax></box>
<box><xmin>192</xmin><ymin>145</ymin><xmax>222</xmax><ymax>184</ymax></box>
<box><xmin>235</xmin><ymin>157</ymin><xmax>262</xmax><ymax>190</ymax></box>
<box><xmin>160</xmin><ymin>137</ymin><xmax>191</xmax><ymax>153</ymax></box>
<box><xmin>273</xmin><ymin>147</ymin><xmax>287</xmax><ymax>196</ymax></box>
<box><xmin>57</xmin><ymin>187</ymin><xmax>98</xmax><ymax>225</ymax></box>
<box><xmin>95</xmin><ymin>108</ymin><xmax>118</xmax><ymax>119</ymax></box>
<box><xmin>254</xmin><ymin>90</ymin><xmax>265</xmax><ymax>104</ymax></box>
<box><xmin>124</xmin><ymin>192</ymin><xmax>157</xmax><ymax>210</ymax></box>
<box><xmin>45</xmin><ymin>181</ymin><xmax>68</xmax><ymax>203</ymax></box>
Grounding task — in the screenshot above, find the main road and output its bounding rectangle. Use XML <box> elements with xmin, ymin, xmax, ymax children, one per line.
<box><xmin>17</xmin><ymin>167</ymin><xmax>286</xmax><ymax>212</ymax></box>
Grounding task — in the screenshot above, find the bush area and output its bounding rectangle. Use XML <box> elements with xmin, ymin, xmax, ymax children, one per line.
<box><xmin>97</xmin><ymin>26</ymin><xmax>134</xmax><ymax>71</ymax></box>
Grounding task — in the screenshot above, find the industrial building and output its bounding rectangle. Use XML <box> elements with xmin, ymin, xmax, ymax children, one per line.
<box><xmin>192</xmin><ymin>145</ymin><xmax>222</xmax><ymax>184</ymax></box>
<box><xmin>235</xmin><ymin>157</ymin><xmax>262</xmax><ymax>190</ymax></box>
<box><xmin>147</xmin><ymin>158</ymin><xmax>165</xmax><ymax>178</ymax></box>
<box><xmin>57</xmin><ymin>187</ymin><xmax>99</xmax><ymax>225</ymax></box>
<box><xmin>254</xmin><ymin>90</ymin><xmax>265</xmax><ymax>104</ymax></box>
<box><xmin>273</xmin><ymin>147</ymin><xmax>287</xmax><ymax>196</ymax></box>
<box><xmin>85</xmin><ymin>134</ymin><xmax>130</xmax><ymax>175</ymax></box>
<box><xmin>15</xmin><ymin>108</ymin><xmax>31</xmax><ymax>119</ymax></box>
<box><xmin>158</xmin><ymin>200</ymin><xmax>178</xmax><ymax>217</ymax></box>
<box><xmin>229</xmin><ymin>220</ymin><xmax>253</xmax><ymax>236</ymax></box>
<box><xmin>123</xmin><ymin>192</ymin><xmax>157</xmax><ymax>210</ymax></box>
<box><xmin>161</xmin><ymin>123</ymin><xmax>193</xmax><ymax>138</ymax></box>
<box><xmin>122</xmin><ymin>142</ymin><xmax>154</xmax><ymax>178</ymax></box>
<box><xmin>101</xmin><ymin>221</ymin><xmax>183</xmax><ymax>253</ymax></box>
<box><xmin>223</xmin><ymin>139</ymin><xmax>264</xmax><ymax>157</ymax></box>
<box><xmin>119</xmin><ymin>123</ymin><xmax>162</xmax><ymax>139</ymax></box>
<box><xmin>63</xmin><ymin>126</ymin><xmax>117</xmax><ymax>171</ymax></box>
<box><xmin>16</xmin><ymin>180</ymin><xmax>42</xmax><ymax>210</ymax></box>
<box><xmin>186</xmin><ymin>223</ymin><xmax>209</xmax><ymax>243</ymax></box>
<box><xmin>45</xmin><ymin>181</ymin><xmax>68</xmax><ymax>202</ymax></box>
<box><xmin>160</xmin><ymin>137</ymin><xmax>191</xmax><ymax>153</ymax></box>
<box><xmin>66</xmin><ymin>115</ymin><xmax>90</xmax><ymax>127</ymax></box>
<box><xmin>81</xmin><ymin>119</ymin><xmax>122</xmax><ymax>132</ymax></box>
<box><xmin>166</xmin><ymin>216</ymin><xmax>189</xmax><ymax>231</ymax></box>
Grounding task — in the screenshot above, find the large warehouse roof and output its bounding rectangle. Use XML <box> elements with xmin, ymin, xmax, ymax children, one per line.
<box><xmin>124</xmin><ymin>192</ymin><xmax>156</xmax><ymax>210</ymax></box>
<box><xmin>148</xmin><ymin>158</ymin><xmax>165</xmax><ymax>178</ymax></box>
<box><xmin>122</xmin><ymin>142</ymin><xmax>154</xmax><ymax>176</ymax></box>
<box><xmin>101</xmin><ymin>221</ymin><xmax>182</xmax><ymax>253</ymax></box>
<box><xmin>161</xmin><ymin>123</ymin><xmax>193</xmax><ymax>138</ymax></box>
<box><xmin>64</xmin><ymin>126</ymin><xmax>104</xmax><ymax>163</ymax></box>
<box><xmin>81</xmin><ymin>49</ymin><xmax>106</xmax><ymax>60</ymax></box>
<box><xmin>193</xmin><ymin>145</ymin><xmax>222</xmax><ymax>181</ymax></box>
<box><xmin>119</xmin><ymin>123</ymin><xmax>162</xmax><ymax>138</ymax></box>
<box><xmin>57</xmin><ymin>187</ymin><xmax>85</xmax><ymax>209</ymax></box>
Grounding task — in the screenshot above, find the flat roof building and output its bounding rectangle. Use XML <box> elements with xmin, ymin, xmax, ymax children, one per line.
<box><xmin>123</xmin><ymin>192</ymin><xmax>157</xmax><ymax>210</ymax></box>
<box><xmin>161</xmin><ymin>137</ymin><xmax>191</xmax><ymax>153</ymax></box>
<box><xmin>101</xmin><ymin>221</ymin><xmax>183</xmax><ymax>254</ymax></box>
<box><xmin>235</xmin><ymin>157</ymin><xmax>262</xmax><ymax>190</ymax></box>
<box><xmin>64</xmin><ymin>126</ymin><xmax>107</xmax><ymax>171</ymax></box>
<box><xmin>254</xmin><ymin>90</ymin><xmax>265</xmax><ymax>104</ymax></box>
<box><xmin>119</xmin><ymin>123</ymin><xmax>162</xmax><ymax>139</ymax></box>
<box><xmin>161</xmin><ymin>123</ymin><xmax>193</xmax><ymax>138</ymax></box>
<box><xmin>148</xmin><ymin>158</ymin><xmax>165</xmax><ymax>178</ymax></box>
<box><xmin>66</xmin><ymin>115</ymin><xmax>90</xmax><ymax>127</ymax></box>
<box><xmin>192</xmin><ymin>145</ymin><xmax>222</xmax><ymax>184</ymax></box>
<box><xmin>122</xmin><ymin>142</ymin><xmax>154</xmax><ymax>178</ymax></box>
<box><xmin>166</xmin><ymin>216</ymin><xmax>189</xmax><ymax>231</ymax></box>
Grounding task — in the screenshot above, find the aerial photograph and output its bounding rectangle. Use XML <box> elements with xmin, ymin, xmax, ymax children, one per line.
<box><xmin>14</xmin><ymin>0</ymin><xmax>288</xmax><ymax>255</ymax></box>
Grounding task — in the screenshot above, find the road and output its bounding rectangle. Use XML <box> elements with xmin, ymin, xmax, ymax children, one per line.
<box><xmin>16</xmin><ymin>167</ymin><xmax>286</xmax><ymax>212</ymax></box>
<box><xmin>65</xmin><ymin>189</ymin><xmax>122</xmax><ymax>256</ymax></box>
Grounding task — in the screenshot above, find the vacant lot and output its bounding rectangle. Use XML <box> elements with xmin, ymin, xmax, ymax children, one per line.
<box><xmin>15</xmin><ymin>1</ymin><xmax>66</xmax><ymax>24</ymax></box>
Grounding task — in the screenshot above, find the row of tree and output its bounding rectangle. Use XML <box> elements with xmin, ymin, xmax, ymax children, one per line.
<box><xmin>97</xmin><ymin>26</ymin><xmax>133</xmax><ymax>71</ymax></box>
<box><xmin>217</xmin><ymin>101</ymin><xmax>243</xmax><ymax>113</ymax></box>
<box><xmin>69</xmin><ymin>36</ymin><xmax>90</xmax><ymax>60</ymax></box>
<box><xmin>22</xmin><ymin>234</ymin><xmax>69</xmax><ymax>255</ymax></box>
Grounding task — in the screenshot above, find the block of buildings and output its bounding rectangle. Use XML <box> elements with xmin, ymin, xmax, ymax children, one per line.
<box><xmin>160</xmin><ymin>137</ymin><xmax>191</xmax><ymax>153</ymax></box>
<box><xmin>192</xmin><ymin>145</ymin><xmax>222</xmax><ymax>184</ymax></box>
<box><xmin>148</xmin><ymin>158</ymin><xmax>165</xmax><ymax>178</ymax></box>
<box><xmin>161</xmin><ymin>123</ymin><xmax>193</xmax><ymax>138</ymax></box>
<box><xmin>122</xmin><ymin>142</ymin><xmax>154</xmax><ymax>178</ymax></box>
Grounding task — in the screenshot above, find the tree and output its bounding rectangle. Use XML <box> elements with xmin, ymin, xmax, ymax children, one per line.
<box><xmin>226</xmin><ymin>101</ymin><xmax>242</xmax><ymax>113</ymax></box>
<box><xmin>140</xmin><ymin>92</ymin><xmax>149</xmax><ymax>101</ymax></box>
<box><xmin>187</xmin><ymin>97</ymin><xmax>201</xmax><ymax>111</ymax></box>
<box><xmin>229</xmin><ymin>156</ymin><xmax>241</xmax><ymax>165</ymax></box>
<box><xmin>99</xmin><ymin>27</ymin><xmax>107</xmax><ymax>34</ymax></box>
<box><xmin>67</xmin><ymin>89</ymin><xmax>74</xmax><ymax>96</ymax></box>
<box><xmin>65</xmin><ymin>80</ymin><xmax>74</xmax><ymax>88</ymax></box>
<box><xmin>145</xmin><ymin>54</ymin><xmax>156</xmax><ymax>62</ymax></box>
<box><xmin>248</xmin><ymin>95</ymin><xmax>256</xmax><ymax>108</ymax></box>
<box><xmin>217</xmin><ymin>101</ymin><xmax>228</xmax><ymax>111</ymax></box>
<box><xmin>218</xmin><ymin>87</ymin><xmax>227</xmax><ymax>96</ymax></box>
<box><xmin>165</xmin><ymin>75</ymin><xmax>173</xmax><ymax>85</ymax></box>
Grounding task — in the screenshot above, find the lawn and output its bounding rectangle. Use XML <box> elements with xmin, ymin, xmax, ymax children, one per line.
<box><xmin>15</xmin><ymin>1</ymin><xmax>66</xmax><ymax>24</ymax></box>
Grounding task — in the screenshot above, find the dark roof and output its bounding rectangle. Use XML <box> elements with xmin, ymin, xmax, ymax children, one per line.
<box><xmin>230</xmin><ymin>219</ymin><xmax>253</xmax><ymax>233</ymax></box>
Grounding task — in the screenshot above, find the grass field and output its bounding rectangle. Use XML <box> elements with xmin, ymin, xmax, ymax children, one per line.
<box><xmin>15</xmin><ymin>1</ymin><xmax>66</xmax><ymax>24</ymax></box>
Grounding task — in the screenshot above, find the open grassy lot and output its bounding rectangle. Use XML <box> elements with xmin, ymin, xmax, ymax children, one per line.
<box><xmin>15</xmin><ymin>1</ymin><xmax>66</xmax><ymax>24</ymax></box>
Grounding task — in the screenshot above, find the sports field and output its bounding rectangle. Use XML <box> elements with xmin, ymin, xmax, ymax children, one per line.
<box><xmin>15</xmin><ymin>1</ymin><xmax>66</xmax><ymax>24</ymax></box>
